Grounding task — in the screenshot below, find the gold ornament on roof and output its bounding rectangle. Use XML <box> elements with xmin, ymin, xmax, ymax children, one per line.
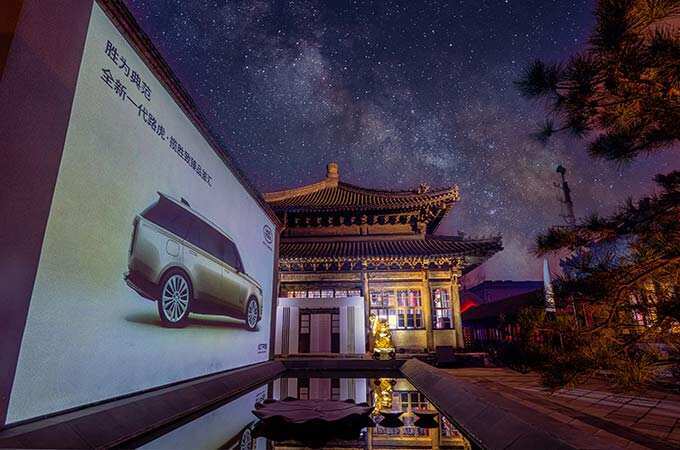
<box><xmin>417</xmin><ymin>183</ymin><xmax>431</xmax><ymax>193</ymax></box>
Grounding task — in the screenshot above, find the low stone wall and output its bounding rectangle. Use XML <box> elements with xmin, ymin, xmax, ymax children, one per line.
<box><xmin>0</xmin><ymin>360</ymin><xmax>285</xmax><ymax>449</ymax></box>
<box><xmin>401</xmin><ymin>359</ymin><xmax>621</xmax><ymax>450</ymax></box>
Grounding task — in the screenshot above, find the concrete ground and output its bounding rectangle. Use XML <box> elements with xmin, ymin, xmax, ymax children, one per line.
<box><xmin>443</xmin><ymin>367</ymin><xmax>680</xmax><ymax>449</ymax></box>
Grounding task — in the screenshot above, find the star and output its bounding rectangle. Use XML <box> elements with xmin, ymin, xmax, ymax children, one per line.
<box><xmin>123</xmin><ymin>0</ymin><xmax>675</xmax><ymax>279</ymax></box>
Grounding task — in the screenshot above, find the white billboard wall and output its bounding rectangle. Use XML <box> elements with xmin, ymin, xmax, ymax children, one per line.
<box><xmin>7</xmin><ymin>3</ymin><xmax>275</xmax><ymax>423</ymax></box>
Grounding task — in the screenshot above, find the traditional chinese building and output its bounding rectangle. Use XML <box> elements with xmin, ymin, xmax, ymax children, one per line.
<box><xmin>265</xmin><ymin>163</ymin><xmax>502</xmax><ymax>355</ymax></box>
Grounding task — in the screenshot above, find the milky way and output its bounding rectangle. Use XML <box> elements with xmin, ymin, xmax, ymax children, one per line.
<box><xmin>123</xmin><ymin>0</ymin><xmax>678</xmax><ymax>281</ymax></box>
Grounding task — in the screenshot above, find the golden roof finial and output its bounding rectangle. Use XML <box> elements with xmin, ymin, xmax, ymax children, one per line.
<box><xmin>327</xmin><ymin>162</ymin><xmax>339</xmax><ymax>180</ymax></box>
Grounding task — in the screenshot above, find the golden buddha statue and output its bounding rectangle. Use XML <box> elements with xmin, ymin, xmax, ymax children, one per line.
<box><xmin>369</xmin><ymin>314</ymin><xmax>395</xmax><ymax>360</ymax></box>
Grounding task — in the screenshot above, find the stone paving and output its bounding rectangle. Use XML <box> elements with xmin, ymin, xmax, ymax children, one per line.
<box><xmin>443</xmin><ymin>367</ymin><xmax>680</xmax><ymax>449</ymax></box>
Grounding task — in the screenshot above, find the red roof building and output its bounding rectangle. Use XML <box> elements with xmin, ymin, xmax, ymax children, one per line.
<box><xmin>462</xmin><ymin>289</ymin><xmax>544</xmax><ymax>347</ymax></box>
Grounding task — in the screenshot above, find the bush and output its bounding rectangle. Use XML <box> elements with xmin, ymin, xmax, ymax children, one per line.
<box><xmin>486</xmin><ymin>340</ymin><xmax>544</xmax><ymax>374</ymax></box>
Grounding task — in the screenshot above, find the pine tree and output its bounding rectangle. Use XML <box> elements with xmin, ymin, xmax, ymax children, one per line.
<box><xmin>515</xmin><ymin>0</ymin><xmax>680</xmax><ymax>389</ymax></box>
<box><xmin>533</xmin><ymin>172</ymin><xmax>679</xmax><ymax>389</ymax></box>
<box><xmin>516</xmin><ymin>0</ymin><xmax>680</xmax><ymax>161</ymax></box>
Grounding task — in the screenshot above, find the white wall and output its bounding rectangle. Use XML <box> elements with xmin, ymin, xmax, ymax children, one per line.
<box><xmin>7</xmin><ymin>3</ymin><xmax>275</xmax><ymax>423</ymax></box>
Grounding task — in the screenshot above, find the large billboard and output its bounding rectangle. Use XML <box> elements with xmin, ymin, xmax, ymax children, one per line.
<box><xmin>3</xmin><ymin>2</ymin><xmax>276</xmax><ymax>424</ymax></box>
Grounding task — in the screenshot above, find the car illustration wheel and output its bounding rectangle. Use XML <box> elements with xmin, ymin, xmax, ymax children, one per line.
<box><xmin>239</xmin><ymin>427</ymin><xmax>253</xmax><ymax>450</ymax></box>
<box><xmin>245</xmin><ymin>296</ymin><xmax>259</xmax><ymax>331</ymax></box>
<box><xmin>158</xmin><ymin>270</ymin><xmax>192</xmax><ymax>327</ymax></box>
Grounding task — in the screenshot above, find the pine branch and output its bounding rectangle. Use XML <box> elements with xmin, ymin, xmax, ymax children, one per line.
<box><xmin>517</xmin><ymin>0</ymin><xmax>680</xmax><ymax>161</ymax></box>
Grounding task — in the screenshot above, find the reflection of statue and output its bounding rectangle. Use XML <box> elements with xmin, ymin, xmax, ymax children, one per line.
<box><xmin>372</xmin><ymin>378</ymin><xmax>395</xmax><ymax>414</ymax></box>
<box><xmin>369</xmin><ymin>314</ymin><xmax>395</xmax><ymax>360</ymax></box>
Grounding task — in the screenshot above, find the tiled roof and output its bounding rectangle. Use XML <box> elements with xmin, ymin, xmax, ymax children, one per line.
<box><xmin>266</xmin><ymin>181</ymin><xmax>459</xmax><ymax>213</ymax></box>
<box><xmin>280</xmin><ymin>235</ymin><xmax>502</xmax><ymax>261</ymax></box>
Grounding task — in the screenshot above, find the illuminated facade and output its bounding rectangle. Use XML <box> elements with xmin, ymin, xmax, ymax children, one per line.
<box><xmin>265</xmin><ymin>163</ymin><xmax>502</xmax><ymax>354</ymax></box>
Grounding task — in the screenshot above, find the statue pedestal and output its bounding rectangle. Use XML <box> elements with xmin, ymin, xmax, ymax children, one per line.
<box><xmin>372</xmin><ymin>346</ymin><xmax>396</xmax><ymax>360</ymax></box>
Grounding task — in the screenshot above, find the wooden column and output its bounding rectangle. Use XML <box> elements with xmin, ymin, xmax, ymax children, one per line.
<box><xmin>422</xmin><ymin>268</ymin><xmax>434</xmax><ymax>351</ymax></box>
<box><xmin>361</xmin><ymin>261</ymin><xmax>371</xmax><ymax>352</ymax></box>
<box><xmin>450</xmin><ymin>268</ymin><xmax>464</xmax><ymax>348</ymax></box>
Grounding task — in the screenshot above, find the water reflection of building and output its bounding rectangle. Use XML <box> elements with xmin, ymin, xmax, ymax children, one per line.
<box><xmin>369</xmin><ymin>379</ymin><xmax>470</xmax><ymax>450</ymax></box>
<box><xmin>269</xmin><ymin>377</ymin><xmax>470</xmax><ymax>450</ymax></box>
<box><xmin>267</xmin><ymin>163</ymin><xmax>502</xmax><ymax>355</ymax></box>
<box><xmin>272</xmin><ymin>377</ymin><xmax>367</xmax><ymax>403</ymax></box>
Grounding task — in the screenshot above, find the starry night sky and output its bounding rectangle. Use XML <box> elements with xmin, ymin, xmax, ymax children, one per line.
<box><xmin>123</xmin><ymin>0</ymin><xmax>677</xmax><ymax>281</ymax></box>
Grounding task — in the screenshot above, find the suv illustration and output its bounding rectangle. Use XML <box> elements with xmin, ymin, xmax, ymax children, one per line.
<box><xmin>124</xmin><ymin>193</ymin><xmax>263</xmax><ymax>330</ymax></box>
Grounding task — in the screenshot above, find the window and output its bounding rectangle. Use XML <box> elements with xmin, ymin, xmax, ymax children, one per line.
<box><xmin>299</xmin><ymin>313</ymin><xmax>310</xmax><ymax>353</ymax></box>
<box><xmin>185</xmin><ymin>217</ymin><xmax>202</xmax><ymax>249</ymax></box>
<box><xmin>331</xmin><ymin>312</ymin><xmax>340</xmax><ymax>353</ymax></box>
<box><xmin>370</xmin><ymin>289</ymin><xmax>423</xmax><ymax>329</ymax></box>
<box><xmin>142</xmin><ymin>197</ymin><xmax>192</xmax><ymax>238</ymax></box>
<box><xmin>374</xmin><ymin>391</ymin><xmax>429</xmax><ymax>437</ymax></box>
<box><xmin>184</xmin><ymin>216</ymin><xmax>230</xmax><ymax>265</ymax></box>
<box><xmin>432</xmin><ymin>287</ymin><xmax>452</xmax><ymax>329</ymax></box>
<box><xmin>195</xmin><ymin>220</ymin><xmax>225</xmax><ymax>262</ymax></box>
<box><xmin>233</xmin><ymin>243</ymin><xmax>243</xmax><ymax>271</ymax></box>
<box><xmin>398</xmin><ymin>391</ymin><xmax>429</xmax><ymax>411</ymax></box>
<box><xmin>300</xmin><ymin>314</ymin><xmax>310</xmax><ymax>334</ymax></box>
<box><xmin>223</xmin><ymin>239</ymin><xmax>243</xmax><ymax>271</ymax></box>
<box><xmin>332</xmin><ymin>313</ymin><xmax>340</xmax><ymax>334</ymax></box>
<box><xmin>331</xmin><ymin>378</ymin><xmax>341</xmax><ymax>401</ymax></box>
<box><xmin>285</xmin><ymin>288</ymin><xmax>362</xmax><ymax>299</ymax></box>
<box><xmin>298</xmin><ymin>377</ymin><xmax>309</xmax><ymax>399</ymax></box>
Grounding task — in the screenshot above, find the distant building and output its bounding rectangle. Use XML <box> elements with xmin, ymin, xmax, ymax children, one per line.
<box><xmin>265</xmin><ymin>163</ymin><xmax>502</xmax><ymax>355</ymax></box>
<box><xmin>460</xmin><ymin>279</ymin><xmax>544</xmax><ymax>347</ymax></box>
<box><xmin>462</xmin><ymin>280</ymin><xmax>543</xmax><ymax>305</ymax></box>
<box><xmin>462</xmin><ymin>289</ymin><xmax>544</xmax><ymax>347</ymax></box>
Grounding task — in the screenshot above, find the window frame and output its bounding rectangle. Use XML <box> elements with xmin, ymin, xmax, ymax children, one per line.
<box><xmin>147</xmin><ymin>197</ymin><xmax>239</xmax><ymax>271</ymax></box>
<box><xmin>199</xmin><ymin>221</ymin><xmax>227</xmax><ymax>264</ymax></box>
<box><xmin>369</xmin><ymin>289</ymin><xmax>424</xmax><ymax>330</ymax></box>
<box><xmin>142</xmin><ymin>197</ymin><xmax>193</xmax><ymax>239</ymax></box>
<box><xmin>432</xmin><ymin>287</ymin><xmax>453</xmax><ymax>330</ymax></box>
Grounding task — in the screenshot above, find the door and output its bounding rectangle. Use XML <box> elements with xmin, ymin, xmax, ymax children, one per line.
<box><xmin>221</xmin><ymin>238</ymin><xmax>248</xmax><ymax>311</ymax></box>
<box><xmin>310</xmin><ymin>313</ymin><xmax>332</xmax><ymax>353</ymax></box>
<box><xmin>309</xmin><ymin>378</ymin><xmax>331</xmax><ymax>400</ymax></box>
<box><xmin>185</xmin><ymin>219</ymin><xmax>223</xmax><ymax>304</ymax></box>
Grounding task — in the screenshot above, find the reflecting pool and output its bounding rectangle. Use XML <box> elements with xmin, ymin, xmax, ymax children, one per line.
<box><xmin>133</xmin><ymin>374</ymin><xmax>473</xmax><ymax>449</ymax></box>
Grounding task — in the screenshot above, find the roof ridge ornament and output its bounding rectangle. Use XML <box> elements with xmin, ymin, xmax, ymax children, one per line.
<box><xmin>327</xmin><ymin>162</ymin><xmax>339</xmax><ymax>180</ymax></box>
<box><xmin>417</xmin><ymin>183</ymin><xmax>430</xmax><ymax>194</ymax></box>
<box><xmin>449</xmin><ymin>184</ymin><xmax>460</xmax><ymax>201</ymax></box>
